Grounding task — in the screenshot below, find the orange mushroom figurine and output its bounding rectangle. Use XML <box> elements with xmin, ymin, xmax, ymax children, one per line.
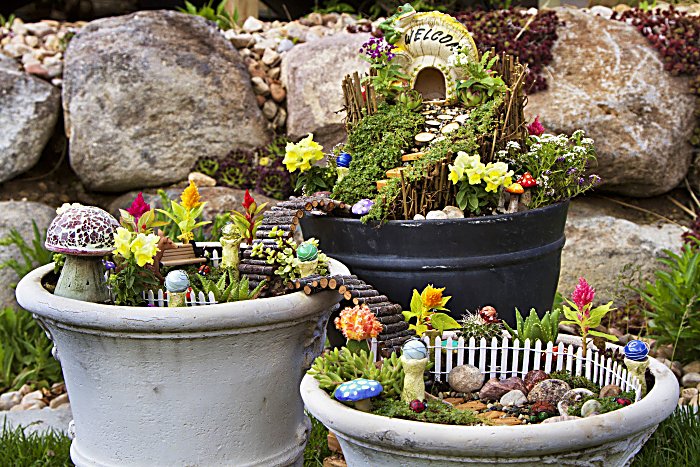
<box><xmin>505</xmin><ymin>183</ymin><xmax>524</xmax><ymax>194</ymax></box>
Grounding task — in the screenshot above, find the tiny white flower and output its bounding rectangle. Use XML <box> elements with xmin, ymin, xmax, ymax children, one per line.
<box><xmin>506</xmin><ymin>141</ymin><xmax>520</xmax><ymax>150</ymax></box>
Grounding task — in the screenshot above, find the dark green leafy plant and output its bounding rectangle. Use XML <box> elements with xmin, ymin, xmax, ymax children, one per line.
<box><xmin>108</xmin><ymin>262</ymin><xmax>159</xmax><ymax>307</ymax></box>
<box><xmin>455</xmin><ymin>51</ymin><xmax>507</xmax><ymax>107</ymax></box>
<box><xmin>0</xmin><ymin>221</ymin><xmax>54</xmax><ymax>285</ymax></box>
<box><xmin>503</xmin><ymin>308</ymin><xmax>560</xmax><ymax>343</ymax></box>
<box><xmin>196</xmin><ymin>159</ymin><xmax>220</xmax><ymax>177</ymax></box>
<box><xmin>178</xmin><ymin>0</ymin><xmax>238</xmax><ymax>30</ymax></box>
<box><xmin>308</xmin><ymin>348</ymin><xmax>404</xmax><ymax>399</ymax></box>
<box><xmin>0</xmin><ymin>307</ymin><xmax>62</xmax><ymax>392</ymax></box>
<box><xmin>293</xmin><ymin>165</ymin><xmax>337</xmax><ymax>195</ymax></box>
<box><xmin>372</xmin><ymin>398</ymin><xmax>482</xmax><ymax>426</ymax></box>
<box><xmin>549</xmin><ymin>370</ymin><xmax>599</xmax><ymax>392</ymax></box>
<box><xmin>639</xmin><ymin>239</ymin><xmax>700</xmax><ymax>361</ymax></box>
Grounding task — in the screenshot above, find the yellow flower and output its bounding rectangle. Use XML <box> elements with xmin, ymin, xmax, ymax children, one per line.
<box><xmin>259</xmin><ymin>156</ymin><xmax>270</xmax><ymax>167</ymax></box>
<box><xmin>113</xmin><ymin>227</ymin><xmax>133</xmax><ymax>259</ymax></box>
<box><xmin>483</xmin><ymin>162</ymin><xmax>514</xmax><ymax>193</ymax></box>
<box><xmin>178</xmin><ymin>231</ymin><xmax>194</xmax><ymax>243</ymax></box>
<box><xmin>130</xmin><ymin>233</ymin><xmax>159</xmax><ymax>267</ymax></box>
<box><xmin>421</xmin><ymin>284</ymin><xmax>448</xmax><ymax>310</ymax></box>
<box><xmin>466</xmin><ymin>161</ymin><xmax>486</xmax><ymax>185</ymax></box>
<box><xmin>283</xmin><ymin>133</ymin><xmax>324</xmax><ymax>173</ymax></box>
<box><xmin>181</xmin><ymin>181</ymin><xmax>201</xmax><ymax>210</ymax></box>
<box><xmin>448</xmin><ymin>166</ymin><xmax>463</xmax><ymax>184</ymax></box>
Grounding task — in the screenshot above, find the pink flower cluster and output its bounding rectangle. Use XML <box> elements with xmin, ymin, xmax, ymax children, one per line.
<box><xmin>571</xmin><ymin>277</ymin><xmax>595</xmax><ymax>320</ymax></box>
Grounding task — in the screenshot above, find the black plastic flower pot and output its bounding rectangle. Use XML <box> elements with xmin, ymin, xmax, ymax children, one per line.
<box><xmin>301</xmin><ymin>201</ymin><xmax>569</xmax><ymax>328</ymax></box>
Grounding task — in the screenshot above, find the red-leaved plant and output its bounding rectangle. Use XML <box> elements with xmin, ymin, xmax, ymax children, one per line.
<box><xmin>231</xmin><ymin>190</ymin><xmax>268</xmax><ymax>243</ymax></box>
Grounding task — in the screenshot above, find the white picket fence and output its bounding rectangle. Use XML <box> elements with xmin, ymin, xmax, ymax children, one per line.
<box><xmin>369</xmin><ymin>336</ymin><xmax>643</xmax><ymax>402</ymax></box>
<box><xmin>196</xmin><ymin>242</ymin><xmax>223</xmax><ymax>269</ymax></box>
<box><xmin>143</xmin><ymin>289</ymin><xmax>217</xmax><ymax>307</ymax></box>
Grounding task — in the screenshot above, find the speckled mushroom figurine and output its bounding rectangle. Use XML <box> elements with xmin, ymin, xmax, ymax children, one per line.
<box><xmin>334</xmin><ymin>378</ymin><xmax>383</xmax><ymax>412</ymax></box>
<box><xmin>296</xmin><ymin>241</ymin><xmax>319</xmax><ymax>278</ymax></box>
<box><xmin>623</xmin><ymin>339</ymin><xmax>650</xmax><ymax>396</ymax></box>
<box><xmin>45</xmin><ymin>204</ymin><xmax>120</xmax><ymax>303</ymax></box>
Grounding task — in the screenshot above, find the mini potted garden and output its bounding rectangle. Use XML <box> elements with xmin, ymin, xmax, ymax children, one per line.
<box><xmin>302</xmin><ymin>278</ymin><xmax>679</xmax><ymax>466</ymax></box>
<box><xmin>291</xmin><ymin>7</ymin><xmax>602</xmax><ymax>325</ymax></box>
<box><xmin>16</xmin><ymin>183</ymin><xmax>351</xmax><ymax>466</ymax></box>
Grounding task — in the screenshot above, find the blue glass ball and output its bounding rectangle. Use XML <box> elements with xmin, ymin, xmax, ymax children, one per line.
<box><xmin>624</xmin><ymin>340</ymin><xmax>649</xmax><ymax>361</ymax></box>
<box><xmin>402</xmin><ymin>339</ymin><xmax>428</xmax><ymax>360</ymax></box>
<box><xmin>337</xmin><ymin>152</ymin><xmax>352</xmax><ymax>168</ymax></box>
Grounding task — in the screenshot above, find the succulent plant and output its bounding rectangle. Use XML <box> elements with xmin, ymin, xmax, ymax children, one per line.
<box><xmin>503</xmin><ymin>308</ymin><xmax>560</xmax><ymax>344</ymax></box>
<box><xmin>460</xmin><ymin>311</ymin><xmax>503</xmax><ymax>340</ymax></box>
<box><xmin>308</xmin><ymin>347</ymin><xmax>404</xmax><ymax>399</ymax></box>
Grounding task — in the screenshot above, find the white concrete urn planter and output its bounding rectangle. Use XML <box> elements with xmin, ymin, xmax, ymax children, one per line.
<box><xmin>17</xmin><ymin>259</ymin><xmax>349</xmax><ymax>467</ymax></box>
<box><xmin>301</xmin><ymin>337</ymin><xmax>679</xmax><ymax>466</ymax></box>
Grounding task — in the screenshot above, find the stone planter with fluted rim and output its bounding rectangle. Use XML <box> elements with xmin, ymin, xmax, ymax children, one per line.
<box><xmin>301</xmin><ymin>335</ymin><xmax>679</xmax><ymax>466</ymax></box>
<box><xmin>17</xmin><ymin>259</ymin><xmax>349</xmax><ymax>467</ymax></box>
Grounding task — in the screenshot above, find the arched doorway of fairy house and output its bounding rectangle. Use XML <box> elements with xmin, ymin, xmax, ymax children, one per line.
<box><xmin>413</xmin><ymin>66</ymin><xmax>447</xmax><ymax>101</ymax></box>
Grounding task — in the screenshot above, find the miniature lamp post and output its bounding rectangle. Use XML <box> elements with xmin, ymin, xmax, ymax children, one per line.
<box><xmin>401</xmin><ymin>339</ymin><xmax>429</xmax><ymax>403</ymax></box>
<box><xmin>624</xmin><ymin>340</ymin><xmax>650</xmax><ymax>396</ymax></box>
<box><xmin>45</xmin><ymin>204</ymin><xmax>120</xmax><ymax>303</ymax></box>
<box><xmin>334</xmin><ymin>378</ymin><xmax>383</xmax><ymax>412</ymax></box>
<box><xmin>165</xmin><ymin>270</ymin><xmax>190</xmax><ymax>307</ymax></box>
<box><xmin>336</xmin><ymin>152</ymin><xmax>352</xmax><ymax>182</ymax></box>
<box><xmin>297</xmin><ymin>242</ymin><xmax>319</xmax><ymax>277</ymax></box>
<box><xmin>220</xmin><ymin>223</ymin><xmax>242</xmax><ymax>273</ymax></box>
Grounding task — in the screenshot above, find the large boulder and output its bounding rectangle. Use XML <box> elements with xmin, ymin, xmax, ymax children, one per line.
<box><xmin>282</xmin><ymin>32</ymin><xmax>370</xmax><ymax>149</ymax></box>
<box><xmin>63</xmin><ymin>10</ymin><xmax>270</xmax><ymax>192</ymax></box>
<box><xmin>0</xmin><ymin>67</ymin><xmax>60</xmax><ymax>183</ymax></box>
<box><xmin>0</xmin><ymin>201</ymin><xmax>56</xmax><ymax>310</ymax></box>
<box><xmin>526</xmin><ymin>8</ymin><xmax>696</xmax><ymax>197</ymax></box>
<box><xmin>559</xmin><ymin>198</ymin><xmax>685</xmax><ymax>303</ymax></box>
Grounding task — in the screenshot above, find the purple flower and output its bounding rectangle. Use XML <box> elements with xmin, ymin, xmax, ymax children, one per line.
<box><xmin>556</xmin><ymin>156</ymin><xmax>566</xmax><ymax>163</ymax></box>
<box><xmin>102</xmin><ymin>260</ymin><xmax>116</xmax><ymax>271</ymax></box>
<box><xmin>352</xmin><ymin>199</ymin><xmax>374</xmax><ymax>216</ymax></box>
<box><xmin>578</xmin><ymin>177</ymin><xmax>586</xmax><ymax>185</ymax></box>
<box><xmin>589</xmin><ymin>174</ymin><xmax>602</xmax><ymax>185</ymax></box>
<box><xmin>567</xmin><ymin>167</ymin><xmax>577</xmax><ymax>175</ymax></box>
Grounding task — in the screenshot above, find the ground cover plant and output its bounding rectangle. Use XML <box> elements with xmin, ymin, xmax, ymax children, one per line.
<box><xmin>0</xmin><ymin>425</ymin><xmax>72</xmax><ymax>467</ymax></box>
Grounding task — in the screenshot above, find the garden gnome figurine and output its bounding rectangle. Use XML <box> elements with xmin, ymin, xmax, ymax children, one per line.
<box><xmin>623</xmin><ymin>340</ymin><xmax>650</xmax><ymax>396</ymax></box>
<box><xmin>165</xmin><ymin>270</ymin><xmax>189</xmax><ymax>307</ymax></box>
<box><xmin>297</xmin><ymin>242</ymin><xmax>319</xmax><ymax>277</ymax></box>
<box><xmin>220</xmin><ymin>223</ymin><xmax>242</xmax><ymax>275</ymax></box>
<box><xmin>400</xmin><ymin>339</ymin><xmax>429</xmax><ymax>403</ymax></box>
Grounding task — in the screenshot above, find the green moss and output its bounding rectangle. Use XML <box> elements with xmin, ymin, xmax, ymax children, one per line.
<box><xmin>332</xmin><ymin>104</ymin><xmax>424</xmax><ymax>205</ymax></box>
<box><xmin>567</xmin><ymin>391</ymin><xmax>636</xmax><ymax>417</ymax></box>
<box><xmin>371</xmin><ymin>398</ymin><xmax>483</xmax><ymax>426</ymax></box>
<box><xmin>549</xmin><ymin>370</ymin><xmax>600</xmax><ymax>393</ymax></box>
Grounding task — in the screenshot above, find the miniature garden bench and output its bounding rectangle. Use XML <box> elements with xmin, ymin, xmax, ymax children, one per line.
<box><xmin>160</xmin><ymin>243</ymin><xmax>207</xmax><ymax>267</ymax></box>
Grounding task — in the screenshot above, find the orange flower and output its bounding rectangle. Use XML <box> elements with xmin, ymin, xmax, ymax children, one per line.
<box><xmin>421</xmin><ymin>284</ymin><xmax>447</xmax><ymax>310</ymax></box>
<box><xmin>181</xmin><ymin>181</ymin><xmax>201</xmax><ymax>210</ymax></box>
<box><xmin>334</xmin><ymin>304</ymin><xmax>382</xmax><ymax>341</ymax></box>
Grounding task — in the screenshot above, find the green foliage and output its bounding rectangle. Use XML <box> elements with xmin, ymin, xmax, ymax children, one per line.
<box><xmin>155</xmin><ymin>190</ymin><xmax>179</xmax><ymax>241</ymax></box>
<box><xmin>313</xmin><ymin>0</ymin><xmax>355</xmax><ymax>14</ymax></box>
<box><xmin>251</xmin><ymin>230</ymin><xmax>329</xmax><ymax>282</ymax></box>
<box><xmin>332</xmin><ymin>104</ymin><xmax>424</xmax><ymax>205</ymax></box>
<box><xmin>303</xmin><ymin>414</ymin><xmax>332</xmax><ymax>467</ymax></box>
<box><xmin>460</xmin><ymin>312</ymin><xmax>504</xmax><ymax>340</ymax></box>
<box><xmin>192</xmin><ymin>269</ymin><xmax>265</xmax><ymax>302</ymax></box>
<box><xmin>0</xmin><ymin>14</ymin><xmax>16</xmax><ymax>29</ymax></box>
<box><xmin>178</xmin><ymin>0</ymin><xmax>238</xmax><ymax>30</ymax></box>
<box><xmin>0</xmin><ymin>425</ymin><xmax>72</xmax><ymax>467</ymax></box>
<box><xmin>0</xmin><ymin>221</ymin><xmax>54</xmax><ymax>285</ymax></box>
<box><xmin>632</xmin><ymin>407</ymin><xmax>700</xmax><ymax>467</ymax></box>
<box><xmin>371</xmin><ymin>398</ymin><xmax>482</xmax><ymax>426</ymax></box>
<box><xmin>196</xmin><ymin>159</ymin><xmax>220</xmax><ymax>177</ymax></box>
<box><xmin>567</xmin><ymin>391</ymin><xmax>636</xmax><ymax>417</ymax></box>
<box><xmin>0</xmin><ymin>307</ymin><xmax>62</xmax><ymax>393</ymax></box>
<box><xmin>549</xmin><ymin>370</ymin><xmax>599</xmax><ymax>393</ymax></box>
<box><xmin>639</xmin><ymin>240</ymin><xmax>700</xmax><ymax>361</ymax></box>
<box><xmin>207</xmin><ymin>212</ymin><xmax>231</xmax><ymax>242</ymax></box>
<box><xmin>560</xmin><ymin>298</ymin><xmax>618</xmax><ymax>355</ymax></box>
<box><xmin>308</xmin><ymin>348</ymin><xmax>404</xmax><ymax>399</ymax></box>
<box><xmin>502</xmin><ymin>308</ymin><xmax>560</xmax><ymax>343</ymax></box>
<box><xmin>108</xmin><ymin>261</ymin><xmax>159</xmax><ymax>307</ymax></box>
<box><xmin>455</xmin><ymin>51</ymin><xmax>507</xmax><ymax>107</ymax></box>
<box><xmin>396</xmin><ymin>89</ymin><xmax>423</xmax><ymax>112</ymax></box>
<box><xmin>402</xmin><ymin>286</ymin><xmax>458</xmax><ymax>336</ymax></box>
<box><xmin>294</xmin><ymin>165</ymin><xmax>338</xmax><ymax>196</ymax></box>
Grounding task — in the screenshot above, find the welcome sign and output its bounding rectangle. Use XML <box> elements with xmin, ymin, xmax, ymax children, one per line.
<box><xmin>393</xmin><ymin>12</ymin><xmax>478</xmax><ymax>103</ymax></box>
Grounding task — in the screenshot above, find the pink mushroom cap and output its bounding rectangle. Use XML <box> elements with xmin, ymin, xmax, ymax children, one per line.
<box><xmin>45</xmin><ymin>204</ymin><xmax>120</xmax><ymax>256</ymax></box>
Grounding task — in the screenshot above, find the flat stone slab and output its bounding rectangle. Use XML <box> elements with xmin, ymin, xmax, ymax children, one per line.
<box><xmin>1</xmin><ymin>405</ymin><xmax>72</xmax><ymax>435</ymax></box>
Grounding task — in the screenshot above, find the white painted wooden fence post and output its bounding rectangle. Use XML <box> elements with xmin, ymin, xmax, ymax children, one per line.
<box><xmin>522</xmin><ymin>339</ymin><xmax>531</xmax><ymax>375</ymax></box>
<box><xmin>533</xmin><ymin>340</ymin><xmax>542</xmax><ymax>371</ymax></box>
<box><xmin>478</xmin><ymin>338</ymin><xmax>487</xmax><ymax>374</ymax></box>
<box><xmin>456</xmin><ymin>337</ymin><xmax>465</xmax><ymax>368</ymax></box>
<box><xmin>500</xmin><ymin>337</ymin><xmax>509</xmax><ymax>379</ymax></box>
<box><xmin>434</xmin><ymin>336</ymin><xmax>442</xmax><ymax>381</ymax></box>
<box><xmin>468</xmin><ymin>337</ymin><xmax>476</xmax><ymax>367</ymax></box>
<box><xmin>511</xmin><ymin>339</ymin><xmax>520</xmax><ymax>378</ymax></box>
<box><xmin>489</xmin><ymin>337</ymin><xmax>498</xmax><ymax>379</ymax></box>
<box><xmin>544</xmin><ymin>341</ymin><xmax>553</xmax><ymax>373</ymax></box>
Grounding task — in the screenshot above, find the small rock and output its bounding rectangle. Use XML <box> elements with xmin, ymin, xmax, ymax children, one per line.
<box><xmin>683</xmin><ymin>361</ymin><xmax>700</xmax><ymax>375</ymax></box>
<box><xmin>682</xmin><ymin>372</ymin><xmax>700</xmax><ymax>387</ymax></box>
<box><xmin>24</xmin><ymin>22</ymin><xmax>54</xmax><ymax>37</ymax></box>
<box><xmin>277</xmin><ymin>38</ymin><xmax>294</xmax><ymax>53</ymax></box>
<box><xmin>479</xmin><ymin>377</ymin><xmax>527</xmax><ymax>401</ymax></box>
<box><xmin>226</xmin><ymin>32</ymin><xmax>254</xmax><ymax>48</ymax></box>
<box><xmin>413</xmin><ymin>214</ymin><xmax>425</xmax><ymax>220</ymax></box>
<box><xmin>441</xmin><ymin>122</ymin><xmax>460</xmax><ymax>134</ymax></box>
<box><xmin>0</xmin><ymin>391</ymin><xmax>22</xmax><ymax>411</ymax></box>
<box><xmin>455</xmin><ymin>400</ymin><xmax>487</xmax><ymax>411</ymax></box>
<box><xmin>588</xmin><ymin>5</ymin><xmax>613</xmax><ymax>19</ymax></box>
<box><xmin>9</xmin><ymin>403</ymin><xmax>28</xmax><ymax>412</ymax></box>
<box><xmin>681</xmin><ymin>388</ymin><xmax>698</xmax><ymax>404</ymax></box>
<box><xmin>25</xmin><ymin>35</ymin><xmax>39</xmax><ymax>48</ymax></box>
<box><xmin>448</xmin><ymin>364</ymin><xmax>484</xmax><ymax>393</ymax></box>
<box><xmin>541</xmin><ymin>415</ymin><xmax>581</xmax><ymax>424</ymax></box>
<box><xmin>273</xmin><ymin>107</ymin><xmax>287</xmax><ymax>129</ymax></box>
<box><xmin>25</xmin><ymin>401</ymin><xmax>46</xmax><ymax>410</ymax></box>
<box><xmin>599</xmin><ymin>384</ymin><xmax>622</xmax><ymax>398</ymax></box>
<box><xmin>528</xmin><ymin>379</ymin><xmax>571</xmax><ymax>404</ymax></box>
<box><xmin>442</xmin><ymin>206</ymin><xmax>464</xmax><ymax>219</ymax></box>
<box><xmin>262</xmin><ymin>48</ymin><xmax>280</xmax><ymax>66</ymax></box>
<box><xmin>21</xmin><ymin>390</ymin><xmax>44</xmax><ymax>405</ymax></box>
<box><xmin>524</xmin><ymin>370</ymin><xmax>549</xmax><ymax>393</ymax></box>
<box><xmin>251</xmin><ymin>76</ymin><xmax>270</xmax><ymax>96</ymax></box>
<box><xmin>262</xmin><ymin>100</ymin><xmax>278</xmax><ymax>120</ymax></box>
<box><xmin>268</xmin><ymin>66</ymin><xmax>281</xmax><ymax>80</ymax></box>
<box><xmin>24</xmin><ymin>63</ymin><xmax>50</xmax><ymax>79</ymax></box>
<box><xmin>242</xmin><ymin>16</ymin><xmax>264</xmax><ymax>33</ymax></box>
<box><xmin>500</xmin><ymin>390</ymin><xmax>527</xmax><ymax>407</ymax></box>
<box><xmin>270</xmin><ymin>82</ymin><xmax>286</xmax><ymax>103</ymax></box>
<box><xmin>426</xmin><ymin>210</ymin><xmax>447</xmax><ymax>220</ymax></box>
<box><xmin>690</xmin><ymin>395</ymin><xmax>699</xmax><ymax>407</ymax></box>
<box><xmin>531</xmin><ymin>400</ymin><xmax>557</xmax><ymax>417</ymax></box>
<box><xmin>581</xmin><ymin>399</ymin><xmax>602</xmax><ymax>418</ymax></box>
<box><xmin>49</xmin><ymin>393</ymin><xmax>69</xmax><ymax>409</ymax></box>
<box><xmin>19</xmin><ymin>384</ymin><xmax>32</xmax><ymax>396</ymax></box>
<box><xmin>188</xmin><ymin>172</ymin><xmax>216</xmax><ymax>187</ymax></box>
<box><xmin>557</xmin><ymin>388</ymin><xmax>594</xmax><ymax>416</ymax></box>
